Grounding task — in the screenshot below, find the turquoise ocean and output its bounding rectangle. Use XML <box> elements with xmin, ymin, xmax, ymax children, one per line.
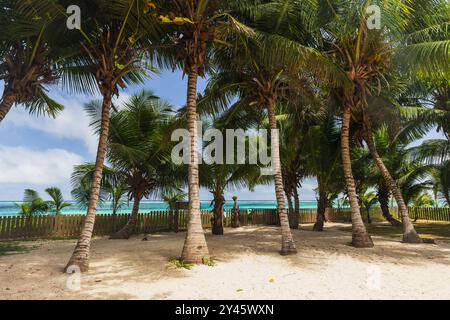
<box><xmin>0</xmin><ymin>200</ymin><xmax>318</xmax><ymax>217</ymax></box>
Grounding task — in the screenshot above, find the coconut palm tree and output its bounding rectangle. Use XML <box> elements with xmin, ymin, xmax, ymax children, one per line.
<box><xmin>0</xmin><ymin>0</ymin><xmax>66</xmax><ymax>123</ymax></box>
<box><xmin>411</xmin><ymin>193</ymin><xmax>435</xmax><ymax>208</ymax></box>
<box><xmin>105</xmin><ymin>90</ymin><xmax>184</xmax><ymax>239</ymax></box>
<box><xmin>201</xmin><ymin>147</ymin><xmax>265</xmax><ymax>235</ymax></box>
<box><xmin>368</xmin><ymin>126</ymin><xmax>422</xmax><ymax>226</ymax></box>
<box><xmin>70</xmin><ymin>164</ymin><xmax>113</xmax><ymax>210</ymax></box>
<box><xmin>72</xmin><ymin>90</ymin><xmax>183</xmax><ymax>239</ymax></box>
<box><xmin>252</xmin><ymin>0</ymin><xmax>374</xmax><ymax>246</ymax></box>
<box><xmin>198</xmin><ymin>105</ymin><xmax>267</xmax><ymax>235</ymax></box>
<box><xmin>204</xmin><ymin>51</ymin><xmax>304</xmax><ymax>254</ymax></box>
<box><xmin>279</xmin><ymin>103</ymin><xmax>322</xmax><ymax>229</ymax></box>
<box><xmin>163</xmin><ymin>192</ymin><xmax>188</xmax><ymax>210</ymax></box>
<box><xmin>163</xmin><ymin>191</ymin><xmax>188</xmax><ymax>232</ymax></box>
<box><xmin>201</xmin><ymin>9</ymin><xmax>347</xmax><ymax>251</ymax></box>
<box><xmin>360</xmin><ymin>191</ymin><xmax>378</xmax><ymax>224</ymax></box>
<box><xmin>45</xmin><ymin>187</ymin><xmax>72</xmax><ymax>215</ymax></box>
<box><xmin>105</xmin><ymin>183</ymin><xmax>129</xmax><ymax>216</ymax></box>
<box><xmin>145</xmin><ymin>0</ymin><xmax>260</xmax><ymax>263</ymax></box>
<box><xmin>303</xmin><ymin>116</ymin><xmax>344</xmax><ymax>231</ymax></box>
<box><xmin>201</xmin><ymin>160</ymin><xmax>263</xmax><ymax>235</ymax></box>
<box><xmin>361</xmin><ymin>0</ymin><xmax>448</xmax><ymax>242</ymax></box>
<box><xmin>53</xmin><ymin>0</ymin><xmax>157</xmax><ymax>272</ymax></box>
<box><xmin>430</xmin><ymin>161</ymin><xmax>450</xmax><ymax>207</ymax></box>
<box><xmin>311</xmin><ymin>0</ymin><xmax>448</xmax><ymax>245</ymax></box>
<box><xmin>15</xmin><ymin>189</ymin><xmax>50</xmax><ymax>216</ymax></box>
<box><xmin>72</xmin><ymin>166</ymin><xmax>127</xmax><ymax>215</ymax></box>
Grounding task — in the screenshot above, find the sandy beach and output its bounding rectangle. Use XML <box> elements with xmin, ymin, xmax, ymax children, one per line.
<box><xmin>1</xmin><ymin>223</ymin><xmax>450</xmax><ymax>300</ymax></box>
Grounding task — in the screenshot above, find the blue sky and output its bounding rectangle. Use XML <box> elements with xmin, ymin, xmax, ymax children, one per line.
<box><xmin>0</xmin><ymin>71</ymin><xmax>319</xmax><ymax>201</ymax></box>
<box><xmin>0</xmin><ymin>71</ymin><xmax>443</xmax><ymax>202</ymax></box>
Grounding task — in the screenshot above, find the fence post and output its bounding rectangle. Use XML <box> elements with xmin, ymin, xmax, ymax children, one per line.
<box><xmin>168</xmin><ymin>210</ymin><xmax>174</xmax><ymax>231</ymax></box>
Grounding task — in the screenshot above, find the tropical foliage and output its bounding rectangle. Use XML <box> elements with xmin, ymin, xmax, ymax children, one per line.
<box><xmin>45</xmin><ymin>187</ymin><xmax>72</xmax><ymax>214</ymax></box>
<box><xmin>1</xmin><ymin>0</ymin><xmax>449</xmax><ymax>272</ymax></box>
<box><xmin>15</xmin><ymin>187</ymin><xmax>70</xmax><ymax>216</ymax></box>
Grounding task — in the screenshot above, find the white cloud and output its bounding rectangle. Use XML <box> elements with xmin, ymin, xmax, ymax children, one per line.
<box><xmin>2</xmin><ymin>89</ymin><xmax>132</xmax><ymax>156</ymax></box>
<box><xmin>0</xmin><ymin>145</ymin><xmax>84</xmax><ymax>185</ymax></box>
<box><xmin>4</xmin><ymin>93</ymin><xmax>98</xmax><ymax>155</ymax></box>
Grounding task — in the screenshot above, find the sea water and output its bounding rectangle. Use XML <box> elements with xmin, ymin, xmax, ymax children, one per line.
<box><xmin>0</xmin><ymin>200</ymin><xmax>318</xmax><ymax>217</ymax></box>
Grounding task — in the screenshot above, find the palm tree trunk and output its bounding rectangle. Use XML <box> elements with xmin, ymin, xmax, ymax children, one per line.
<box><xmin>232</xmin><ymin>196</ymin><xmax>241</xmax><ymax>228</ymax></box>
<box><xmin>285</xmin><ymin>187</ymin><xmax>294</xmax><ymax>228</ymax></box>
<box><xmin>341</xmin><ymin>106</ymin><xmax>373</xmax><ymax>248</ymax></box>
<box><xmin>363</xmin><ymin>118</ymin><xmax>422</xmax><ymax>243</ymax></box>
<box><xmin>0</xmin><ymin>89</ymin><xmax>17</xmax><ymax>123</ymax></box>
<box><xmin>378</xmin><ymin>182</ymin><xmax>402</xmax><ymax>227</ymax></box>
<box><xmin>64</xmin><ymin>93</ymin><xmax>112</xmax><ymax>272</ymax></box>
<box><xmin>366</xmin><ymin>208</ymin><xmax>372</xmax><ymax>224</ymax></box>
<box><xmin>291</xmin><ymin>187</ymin><xmax>300</xmax><ymax>229</ymax></box>
<box><xmin>212</xmin><ymin>189</ymin><xmax>224</xmax><ymax>235</ymax></box>
<box><xmin>181</xmin><ymin>68</ymin><xmax>209</xmax><ymax>264</ymax></box>
<box><xmin>313</xmin><ymin>184</ymin><xmax>327</xmax><ymax>232</ymax></box>
<box><xmin>110</xmin><ymin>192</ymin><xmax>142</xmax><ymax>239</ymax></box>
<box><xmin>267</xmin><ymin>98</ymin><xmax>297</xmax><ymax>255</ymax></box>
<box><xmin>286</xmin><ymin>190</ymin><xmax>294</xmax><ymax>213</ymax></box>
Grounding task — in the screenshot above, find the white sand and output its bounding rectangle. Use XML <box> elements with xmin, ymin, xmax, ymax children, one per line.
<box><xmin>1</xmin><ymin>223</ymin><xmax>450</xmax><ymax>300</ymax></box>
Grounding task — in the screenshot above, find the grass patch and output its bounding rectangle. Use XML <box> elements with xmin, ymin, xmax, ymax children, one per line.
<box><xmin>202</xmin><ymin>257</ymin><xmax>216</xmax><ymax>267</ymax></box>
<box><xmin>0</xmin><ymin>242</ymin><xmax>29</xmax><ymax>256</ymax></box>
<box><xmin>338</xmin><ymin>221</ymin><xmax>450</xmax><ymax>241</ymax></box>
<box><xmin>168</xmin><ymin>257</ymin><xmax>193</xmax><ymax>270</ymax></box>
<box><xmin>49</xmin><ymin>236</ymin><xmax>78</xmax><ymax>241</ymax></box>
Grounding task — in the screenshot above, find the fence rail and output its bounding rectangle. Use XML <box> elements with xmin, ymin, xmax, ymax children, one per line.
<box><xmin>0</xmin><ymin>207</ymin><xmax>448</xmax><ymax>241</ymax></box>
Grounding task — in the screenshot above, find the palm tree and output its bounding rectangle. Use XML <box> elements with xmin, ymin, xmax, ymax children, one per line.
<box><xmin>0</xmin><ymin>0</ymin><xmax>66</xmax><ymax>123</ymax></box>
<box><xmin>303</xmin><ymin>116</ymin><xmax>344</xmax><ymax>231</ymax></box>
<box><xmin>105</xmin><ymin>90</ymin><xmax>183</xmax><ymax>239</ymax></box>
<box><xmin>105</xmin><ymin>182</ymin><xmax>128</xmax><ymax>216</ymax></box>
<box><xmin>58</xmin><ymin>0</ymin><xmax>155</xmax><ymax>272</ymax></box>
<box><xmin>400</xmin><ymin>164</ymin><xmax>433</xmax><ymax>209</ymax></box>
<box><xmin>360</xmin><ymin>191</ymin><xmax>378</xmax><ymax>224</ymax></box>
<box><xmin>431</xmin><ymin>161</ymin><xmax>450</xmax><ymax>207</ymax></box>
<box><xmin>204</xmin><ymin>47</ymin><xmax>306</xmax><ymax>254</ymax></box>
<box><xmin>163</xmin><ymin>192</ymin><xmax>188</xmax><ymax>232</ymax></box>
<box><xmin>377</xmin><ymin>180</ymin><xmax>402</xmax><ymax>227</ymax></box>
<box><xmin>15</xmin><ymin>189</ymin><xmax>50</xmax><ymax>216</ymax></box>
<box><xmin>363</xmin><ymin>117</ymin><xmax>423</xmax><ymax>242</ymax></box>
<box><xmin>279</xmin><ymin>103</ymin><xmax>321</xmax><ymax>229</ymax></box>
<box><xmin>45</xmin><ymin>187</ymin><xmax>72</xmax><ymax>215</ymax></box>
<box><xmin>70</xmin><ymin>164</ymin><xmax>111</xmax><ymax>210</ymax></box>
<box><xmin>411</xmin><ymin>193</ymin><xmax>435</xmax><ymax>208</ymax></box>
<box><xmin>253</xmin><ymin>0</ymin><xmax>374</xmax><ymax>246</ymax></box>
<box><xmin>360</xmin><ymin>126</ymin><xmax>402</xmax><ymax>227</ymax></box>
<box><xmin>147</xmin><ymin>0</ymin><xmax>258</xmax><ymax>263</ymax></box>
<box><xmin>316</xmin><ymin>0</ymin><xmax>409</xmax><ymax>247</ymax></box>
<box><xmin>367</xmin><ymin>119</ymin><xmax>433</xmax><ymax>235</ymax></box>
<box><xmin>72</xmin><ymin>91</ymin><xmax>182</xmax><ymax>239</ymax></box>
<box><xmin>360</xmin><ymin>0</ymin><xmax>448</xmax><ymax>242</ymax></box>
<box><xmin>164</xmin><ymin>192</ymin><xmax>188</xmax><ymax>210</ymax></box>
<box><xmin>200</xmin><ymin>147</ymin><xmax>263</xmax><ymax>236</ymax></box>
<box><xmin>311</xmin><ymin>0</ymin><xmax>448</xmax><ymax>245</ymax></box>
<box><xmin>201</xmin><ymin>4</ymin><xmax>348</xmax><ymax>250</ymax></box>
<box><xmin>198</xmin><ymin>107</ymin><xmax>265</xmax><ymax>235</ymax></box>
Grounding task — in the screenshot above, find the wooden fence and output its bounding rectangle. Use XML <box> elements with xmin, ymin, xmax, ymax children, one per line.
<box><xmin>409</xmin><ymin>207</ymin><xmax>450</xmax><ymax>222</ymax></box>
<box><xmin>0</xmin><ymin>207</ymin><xmax>448</xmax><ymax>241</ymax></box>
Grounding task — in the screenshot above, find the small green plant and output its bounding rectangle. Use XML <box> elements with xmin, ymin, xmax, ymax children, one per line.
<box><xmin>0</xmin><ymin>242</ymin><xmax>29</xmax><ymax>256</ymax></box>
<box><xmin>202</xmin><ymin>257</ymin><xmax>216</xmax><ymax>267</ymax></box>
<box><xmin>168</xmin><ymin>257</ymin><xmax>193</xmax><ymax>270</ymax></box>
<box><xmin>236</xmin><ymin>288</ymin><xmax>243</xmax><ymax>293</ymax></box>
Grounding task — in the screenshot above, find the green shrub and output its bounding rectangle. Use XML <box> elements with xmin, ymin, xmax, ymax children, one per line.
<box><xmin>202</xmin><ymin>257</ymin><xmax>216</xmax><ymax>267</ymax></box>
<box><xmin>168</xmin><ymin>257</ymin><xmax>193</xmax><ymax>270</ymax></box>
